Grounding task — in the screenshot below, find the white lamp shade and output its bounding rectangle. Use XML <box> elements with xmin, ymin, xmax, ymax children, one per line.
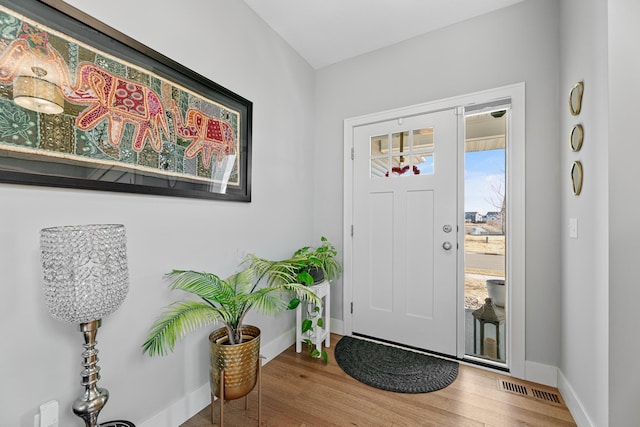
<box><xmin>40</xmin><ymin>224</ymin><xmax>129</xmax><ymax>323</ymax></box>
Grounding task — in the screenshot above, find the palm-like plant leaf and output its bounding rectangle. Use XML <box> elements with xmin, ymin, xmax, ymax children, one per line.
<box><xmin>281</xmin><ymin>282</ymin><xmax>322</xmax><ymax>306</ymax></box>
<box><xmin>166</xmin><ymin>270</ymin><xmax>234</xmax><ymax>304</ymax></box>
<box><xmin>142</xmin><ymin>300</ymin><xmax>222</xmax><ymax>356</ymax></box>
<box><xmin>243</xmin><ymin>254</ymin><xmax>302</xmax><ymax>287</ymax></box>
<box><xmin>241</xmin><ymin>282</ymin><xmax>320</xmax><ymax>317</ymax></box>
<box><xmin>143</xmin><ymin>246</ymin><xmax>334</xmax><ymax>357</ymax></box>
<box><xmin>245</xmin><ymin>286</ymin><xmax>289</xmax><ymax>315</ymax></box>
<box><xmin>226</xmin><ymin>268</ymin><xmax>255</xmax><ymax>295</ymax></box>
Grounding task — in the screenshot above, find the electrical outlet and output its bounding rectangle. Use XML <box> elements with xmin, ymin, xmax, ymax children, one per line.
<box><xmin>39</xmin><ymin>400</ymin><xmax>58</xmax><ymax>427</ymax></box>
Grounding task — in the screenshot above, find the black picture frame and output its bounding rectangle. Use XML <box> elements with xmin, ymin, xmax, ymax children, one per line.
<box><xmin>0</xmin><ymin>0</ymin><xmax>252</xmax><ymax>202</ymax></box>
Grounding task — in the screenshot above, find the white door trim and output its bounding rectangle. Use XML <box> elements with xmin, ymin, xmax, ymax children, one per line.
<box><xmin>343</xmin><ymin>83</ymin><xmax>525</xmax><ymax>379</ymax></box>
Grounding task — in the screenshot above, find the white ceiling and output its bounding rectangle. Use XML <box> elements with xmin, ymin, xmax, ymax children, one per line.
<box><xmin>242</xmin><ymin>0</ymin><xmax>525</xmax><ymax>69</ymax></box>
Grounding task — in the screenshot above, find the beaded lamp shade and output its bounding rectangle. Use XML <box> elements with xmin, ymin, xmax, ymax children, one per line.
<box><xmin>40</xmin><ymin>224</ymin><xmax>129</xmax><ymax>323</ymax></box>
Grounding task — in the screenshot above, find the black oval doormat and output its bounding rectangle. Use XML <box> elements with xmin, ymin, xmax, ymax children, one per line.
<box><xmin>334</xmin><ymin>336</ymin><xmax>459</xmax><ymax>393</ymax></box>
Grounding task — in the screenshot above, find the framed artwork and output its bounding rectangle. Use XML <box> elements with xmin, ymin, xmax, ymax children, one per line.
<box><xmin>0</xmin><ymin>0</ymin><xmax>252</xmax><ymax>201</ymax></box>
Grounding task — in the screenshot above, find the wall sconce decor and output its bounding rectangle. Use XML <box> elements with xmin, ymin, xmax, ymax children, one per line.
<box><xmin>571</xmin><ymin>161</ymin><xmax>583</xmax><ymax>196</ymax></box>
<box><xmin>40</xmin><ymin>224</ymin><xmax>134</xmax><ymax>427</ymax></box>
<box><xmin>570</xmin><ymin>124</ymin><xmax>583</xmax><ymax>152</ymax></box>
<box><xmin>569</xmin><ymin>81</ymin><xmax>584</xmax><ymax>116</ymax></box>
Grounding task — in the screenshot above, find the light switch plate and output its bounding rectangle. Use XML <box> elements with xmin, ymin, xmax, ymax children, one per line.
<box><xmin>569</xmin><ymin>218</ymin><xmax>578</xmax><ymax>239</ymax></box>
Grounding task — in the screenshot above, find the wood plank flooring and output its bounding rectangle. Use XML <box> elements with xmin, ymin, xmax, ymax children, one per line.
<box><xmin>181</xmin><ymin>334</ymin><xmax>576</xmax><ymax>427</ymax></box>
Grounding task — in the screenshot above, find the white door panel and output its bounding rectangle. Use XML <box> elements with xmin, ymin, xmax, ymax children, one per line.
<box><xmin>352</xmin><ymin>109</ymin><xmax>458</xmax><ymax>355</ymax></box>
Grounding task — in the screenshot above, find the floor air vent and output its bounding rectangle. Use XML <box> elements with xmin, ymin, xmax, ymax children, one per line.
<box><xmin>498</xmin><ymin>380</ymin><xmax>564</xmax><ymax>406</ymax></box>
<box><xmin>531</xmin><ymin>388</ymin><xmax>563</xmax><ymax>404</ymax></box>
<box><xmin>499</xmin><ymin>380</ymin><xmax>528</xmax><ymax>396</ymax></box>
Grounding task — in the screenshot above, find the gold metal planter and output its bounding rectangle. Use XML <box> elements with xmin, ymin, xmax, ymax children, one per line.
<box><xmin>209</xmin><ymin>325</ymin><xmax>260</xmax><ymax>400</ymax></box>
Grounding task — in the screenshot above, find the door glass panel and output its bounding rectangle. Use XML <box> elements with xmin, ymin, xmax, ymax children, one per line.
<box><xmin>388</xmin><ymin>131</ymin><xmax>410</xmax><ymax>176</ymax></box>
<box><xmin>412</xmin><ymin>154</ymin><xmax>434</xmax><ymax>175</ymax></box>
<box><xmin>389</xmin><ymin>155</ymin><xmax>417</xmax><ymax>176</ymax></box>
<box><xmin>370</xmin><ymin>127</ymin><xmax>436</xmax><ymax>178</ymax></box>
<box><xmin>370</xmin><ymin>134</ymin><xmax>388</xmax><ymax>178</ymax></box>
<box><xmin>413</xmin><ymin>128</ymin><xmax>434</xmax><ymax>151</ymax></box>
<box><xmin>371</xmin><ymin>134</ymin><xmax>388</xmax><ymax>157</ymax></box>
<box><xmin>371</xmin><ymin>158</ymin><xmax>388</xmax><ymax>178</ymax></box>
<box><xmin>464</xmin><ymin>110</ymin><xmax>507</xmax><ymax>364</ymax></box>
<box><xmin>391</xmin><ymin>131</ymin><xmax>409</xmax><ymax>154</ymax></box>
<box><xmin>413</xmin><ymin>128</ymin><xmax>435</xmax><ymax>175</ymax></box>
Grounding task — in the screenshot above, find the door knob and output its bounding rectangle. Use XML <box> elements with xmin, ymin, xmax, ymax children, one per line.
<box><xmin>442</xmin><ymin>241</ymin><xmax>452</xmax><ymax>250</ymax></box>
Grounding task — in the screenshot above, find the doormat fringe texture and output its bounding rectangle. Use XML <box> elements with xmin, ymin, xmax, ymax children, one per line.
<box><xmin>334</xmin><ymin>336</ymin><xmax>459</xmax><ymax>393</ymax></box>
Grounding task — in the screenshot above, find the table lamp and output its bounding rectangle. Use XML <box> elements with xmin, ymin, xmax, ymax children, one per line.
<box><xmin>40</xmin><ymin>224</ymin><xmax>133</xmax><ymax>427</ymax></box>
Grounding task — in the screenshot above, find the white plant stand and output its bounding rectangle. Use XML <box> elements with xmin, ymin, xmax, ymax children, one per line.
<box><xmin>295</xmin><ymin>280</ymin><xmax>330</xmax><ymax>354</ymax></box>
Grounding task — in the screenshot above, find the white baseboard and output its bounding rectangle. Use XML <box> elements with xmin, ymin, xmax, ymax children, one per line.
<box><xmin>330</xmin><ymin>317</ymin><xmax>344</xmax><ymax>335</ymax></box>
<box><xmin>524</xmin><ymin>360</ymin><xmax>557</xmax><ymax>387</ymax></box>
<box><xmin>137</xmin><ymin>383</ymin><xmax>210</xmax><ymax>427</ymax></box>
<box><xmin>523</xmin><ymin>364</ymin><xmax>596</xmax><ymax>427</ymax></box>
<box><xmin>557</xmin><ymin>369</ymin><xmax>595</xmax><ymax>427</ymax></box>
<box><xmin>260</xmin><ymin>327</ymin><xmax>296</xmax><ymax>362</ymax></box>
<box><xmin>137</xmin><ymin>327</ymin><xmax>296</xmax><ymax>427</ymax></box>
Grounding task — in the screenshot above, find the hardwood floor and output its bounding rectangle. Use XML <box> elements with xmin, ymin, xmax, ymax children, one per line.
<box><xmin>181</xmin><ymin>334</ymin><xmax>576</xmax><ymax>427</ymax></box>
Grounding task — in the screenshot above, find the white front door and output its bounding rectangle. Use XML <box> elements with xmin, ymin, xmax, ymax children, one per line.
<box><xmin>352</xmin><ymin>109</ymin><xmax>458</xmax><ymax>356</ymax></box>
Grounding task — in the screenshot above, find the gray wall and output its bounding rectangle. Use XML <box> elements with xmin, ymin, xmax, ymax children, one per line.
<box><xmin>314</xmin><ymin>0</ymin><xmax>563</xmax><ymax>368</ymax></box>
<box><xmin>0</xmin><ymin>1</ymin><xmax>316</xmax><ymax>426</ymax></box>
<box><xmin>609</xmin><ymin>0</ymin><xmax>640</xmax><ymax>425</ymax></box>
<box><xmin>559</xmin><ymin>0</ymin><xmax>609</xmax><ymax>425</ymax></box>
<box><xmin>3</xmin><ymin>0</ymin><xmax>628</xmax><ymax>425</ymax></box>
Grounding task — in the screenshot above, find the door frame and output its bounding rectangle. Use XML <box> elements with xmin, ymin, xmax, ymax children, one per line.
<box><xmin>343</xmin><ymin>83</ymin><xmax>525</xmax><ymax>379</ymax></box>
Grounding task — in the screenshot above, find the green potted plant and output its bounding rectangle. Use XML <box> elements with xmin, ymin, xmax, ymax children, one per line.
<box><xmin>288</xmin><ymin>237</ymin><xmax>343</xmax><ymax>363</ymax></box>
<box><xmin>292</xmin><ymin>236</ymin><xmax>343</xmax><ymax>285</ymax></box>
<box><xmin>142</xmin><ymin>252</ymin><xmax>321</xmax><ymax>408</ymax></box>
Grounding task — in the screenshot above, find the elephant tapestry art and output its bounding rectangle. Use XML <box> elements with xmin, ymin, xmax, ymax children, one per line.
<box><xmin>0</xmin><ymin>2</ymin><xmax>250</xmax><ymax>200</ymax></box>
